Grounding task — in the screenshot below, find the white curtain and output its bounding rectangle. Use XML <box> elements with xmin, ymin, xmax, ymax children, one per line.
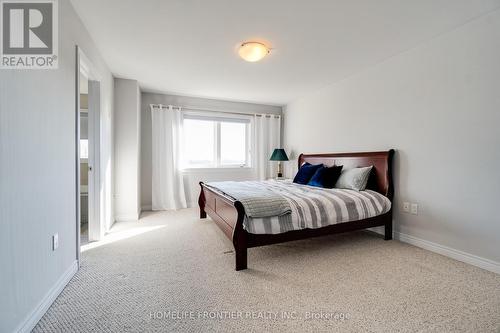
<box><xmin>255</xmin><ymin>114</ymin><xmax>281</xmax><ymax>180</ymax></box>
<box><xmin>151</xmin><ymin>105</ymin><xmax>187</xmax><ymax>210</ymax></box>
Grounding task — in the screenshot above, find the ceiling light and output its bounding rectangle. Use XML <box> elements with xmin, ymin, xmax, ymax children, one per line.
<box><xmin>238</xmin><ymin>42</ymin><xmax>270</xmax><ymax>62</ymax></box>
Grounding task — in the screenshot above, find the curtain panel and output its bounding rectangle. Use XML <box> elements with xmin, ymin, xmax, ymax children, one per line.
<box><xmin>255</xmin><ymin>114</ymin><xmax>281</xmax><ymax>180</ymax></box>
<box><xmin>150</xmin><ymin>105</ymin><xmax>187</xmax><ymax>210</ymax></box>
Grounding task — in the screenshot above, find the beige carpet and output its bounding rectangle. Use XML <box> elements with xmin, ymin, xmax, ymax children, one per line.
<box><xmin>35</xmin><ymin>208</ymin><xmax>500</xmax><ymax>332</ymax></box>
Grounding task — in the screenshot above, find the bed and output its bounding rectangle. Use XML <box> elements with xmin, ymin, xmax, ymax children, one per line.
<box><xmin>198</xmin><ymin>150</ymin><xmax>395</xmax><ymax>270</ymax></box>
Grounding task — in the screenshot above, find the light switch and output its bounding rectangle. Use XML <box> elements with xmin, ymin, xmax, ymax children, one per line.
<box><xmin>53</xmin><ymin>233</ymin><xmax>59</xmax><ymax>251</ymax></box>
<box><xmin>411</xmin><ymin>203</ymin><xmax>418</xmax><ymax>215</ymax></box>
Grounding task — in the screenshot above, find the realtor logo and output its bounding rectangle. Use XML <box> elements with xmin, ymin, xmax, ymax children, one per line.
<box><xmin>1</xmin><ymin>0</ymin><xmax>58</xmax><ymax>69</ymax></box>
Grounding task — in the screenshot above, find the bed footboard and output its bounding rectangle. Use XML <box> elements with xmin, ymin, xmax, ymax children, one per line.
<box><xmin>199</xmin><ymin>182</ymin><xmax>248</xmax><ymax>270</ymax></box>
<box><xmin>198</xmin><ymin>185</ymin><xmax>207</xmax><ymax>219</ymax></box>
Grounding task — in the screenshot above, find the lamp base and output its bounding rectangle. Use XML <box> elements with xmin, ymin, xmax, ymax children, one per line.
<box><xmin>277</xmin><ymin>162</ymin><xmax>283</xmax><ymax>179</ymax></box>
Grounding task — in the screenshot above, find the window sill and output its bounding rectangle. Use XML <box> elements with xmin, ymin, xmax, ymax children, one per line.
<box><xmin>181</xmin><ymin>167</ymin><xmax>254</xmax><ymax>174</ymax></box>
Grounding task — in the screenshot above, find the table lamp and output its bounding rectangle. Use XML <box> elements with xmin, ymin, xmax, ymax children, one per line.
<box><xmin>269</xmin><ymin>148</ymin><xmax>289</xmax><ymax>178</ymax></box>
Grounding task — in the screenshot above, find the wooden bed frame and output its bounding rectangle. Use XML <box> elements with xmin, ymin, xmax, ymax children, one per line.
<box><xmin>198</xmin><ymin>150</ymin><xmax>395</xmax><ymax>270</ymax></box>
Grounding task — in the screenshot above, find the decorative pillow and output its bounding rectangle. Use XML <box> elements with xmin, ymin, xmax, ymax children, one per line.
<box><xmin>293</xmin><ymin>163</ymin><xmax>323</xmax><ymax>185</ymax></box>
<box><xmin>335</xmin><ymin>166</ymin><xmax>373</xmax><ymax>191</ymax></box>
<box><xmin>307</xmin><ymin>165</ymin><xmax>344</xmax><ymax>188</ymax></box>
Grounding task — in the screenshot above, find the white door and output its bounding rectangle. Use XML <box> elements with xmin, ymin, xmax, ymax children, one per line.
<box><xmin>87</xmin><ymin>80</ymin><xmax>102</xmax><ymax>241</ymax></box>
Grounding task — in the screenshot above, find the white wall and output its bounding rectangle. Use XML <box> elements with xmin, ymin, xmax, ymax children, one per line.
<box><xmin>141</xmin><ymin>93</ymin><xmax>282</xmax><ymax>208</ymax></box>
<box><xmin>283</xmin><ymin>11</ymin><xmax>500</xmax><ymax>265</ymax></box>
<box><xmin>114</xmin><ymin>78</ymin><xmax>141</xmax><ymax>221</ymax></box>
<box><xmin>0</xmin><ymin>1</ymin><xmax>114</xmax><ymax>332</ymax></box>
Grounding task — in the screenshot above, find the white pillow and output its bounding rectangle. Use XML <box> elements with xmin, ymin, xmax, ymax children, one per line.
<box><xmin>335</xmin><ymin>166</ymin><xmax>373</xmax><ymax>191</ymax></box>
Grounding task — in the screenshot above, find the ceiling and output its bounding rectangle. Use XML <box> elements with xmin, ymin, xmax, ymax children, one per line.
<box><xmin>71</xmin><ymin>0</ymin><xmax>500</xmax><ymax>105</ymax></box>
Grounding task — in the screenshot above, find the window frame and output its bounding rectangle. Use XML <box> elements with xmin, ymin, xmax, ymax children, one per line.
<box><xmin>181</xmin><ymin>111</ymin><xmax>253</xmax><ymax>170</ymax></box>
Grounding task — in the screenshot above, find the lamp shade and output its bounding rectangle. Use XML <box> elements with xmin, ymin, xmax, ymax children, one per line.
<box><xmin>269</xmin><ymin>149</ymin><xmax>289</xmax><ymax>161</ymax></box>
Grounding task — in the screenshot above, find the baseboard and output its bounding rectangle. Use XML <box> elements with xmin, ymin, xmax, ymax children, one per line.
<box><xmin>371</xmin><ymin>228</ymin><xmax>500</xmax><ymax>274</ymax></box>
<box><xmin>140</xmin><ymin>204</ymin><xmax>196</xmax><ymax>212</ymax></box>
<box><xmin>16</xmin><ymin>260</ymin><xmax>78</xmax><ymax>333</ymax></box>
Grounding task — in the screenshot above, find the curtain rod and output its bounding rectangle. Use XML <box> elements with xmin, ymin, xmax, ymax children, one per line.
<box><xmin>149</xmin><ymin>104</ymin><xmax>281</xmax><ymax>118</ymax></box>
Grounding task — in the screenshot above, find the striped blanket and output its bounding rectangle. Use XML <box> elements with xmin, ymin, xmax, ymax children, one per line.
<box><xmin>205</xmin><ymin>181</ymin><xmax>291</xmax><ymax>218</ymax></box>
<box><xmin>206</xmin><ymin>180</ymin><xmax>391</xmax><ymax>235</ymax></box>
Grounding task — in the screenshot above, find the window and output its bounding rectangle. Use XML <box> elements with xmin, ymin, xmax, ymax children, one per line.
<box><xmin>183</xmin><ymin>118</ymin><xmax>216</xmax><ymax>167</ymax></box>
<box><xmin>182</xmin><ymin>113</ymin><xmax>251</xmax><ymax>168</ymax></box>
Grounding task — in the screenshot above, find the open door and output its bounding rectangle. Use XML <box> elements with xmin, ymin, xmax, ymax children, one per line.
<box><xmin>76</xmin><ymin>46</ymin><xmax>103</xmax><ymax>264</ymax></box>
<box><xmin>87</xmin><ymin>80</ymin><xmax>102</xmax><ymax>242</ymax></box>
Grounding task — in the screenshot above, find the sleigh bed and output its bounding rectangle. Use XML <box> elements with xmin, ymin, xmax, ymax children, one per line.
<box><xmin>198</xmin><ymin>150</ymin><xmax>395</xmax><ymax>270</ymax></box>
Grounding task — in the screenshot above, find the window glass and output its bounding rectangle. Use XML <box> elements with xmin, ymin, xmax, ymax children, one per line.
<box><xmin>182</xmin><ymin>114</ymin><xmax>251</xmax><ymax>168</ymax></box>
<box><xmin>183</xmin><ymin>119</ymin><xmax>215</xmax><ymax>167</ymax></box>
<box><xmin>220</xmin><ymin>122</ymin><xmax>246</xmax><ymax>166</ymax></box>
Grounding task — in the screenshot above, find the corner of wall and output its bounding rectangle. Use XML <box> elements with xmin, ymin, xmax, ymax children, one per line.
<box><xmin>15</xmin><ymin>261</ymin><xmax>78</xmax><ymax>333</ymax></box>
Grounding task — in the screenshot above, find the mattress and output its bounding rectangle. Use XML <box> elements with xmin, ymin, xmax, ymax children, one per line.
<box><xmin>207</xmin><ymin>180</ymin><xmax>391</xmax><ymax>235</ymax></box>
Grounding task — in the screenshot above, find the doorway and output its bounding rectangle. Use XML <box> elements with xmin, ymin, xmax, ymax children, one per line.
<box><xmin>79</xmin><ymin>71</ymin><xmax>90</xmax><ymax>245</ymax></box>
<box><xmin>76</xmin><ymin>46</ymin><xmax>102</xmax><ymax>261</ymax></box>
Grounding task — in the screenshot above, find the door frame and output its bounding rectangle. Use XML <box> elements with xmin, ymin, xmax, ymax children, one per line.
<box><xmin>75</xmin><ymin>46</ymin><xmax>103</xmax><ymax>264</ymax></box>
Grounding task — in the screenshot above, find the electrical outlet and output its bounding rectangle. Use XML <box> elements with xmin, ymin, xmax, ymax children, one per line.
<box><xmin>411</xmin><ymin>203</ymin><xmax>418</xmax><ymax>215</ymax></box>
<box><xmin>52</xmin><ymin>233</ymin><xmax>59</xmax><ymax>251</ymax></box>
<box><xmin>403</xmin><ymin>202</ymin><xmax>410</xmax><ymax>213</ymax></box>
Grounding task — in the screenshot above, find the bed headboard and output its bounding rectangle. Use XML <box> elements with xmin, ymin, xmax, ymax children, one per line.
<box><xmin>298</xmin><ymin>150</ymin><xmax>395</xmax><ymax>200</ymax></box>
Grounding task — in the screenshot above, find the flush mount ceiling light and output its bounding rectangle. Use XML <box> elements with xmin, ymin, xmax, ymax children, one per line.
<box><xmin>238</xmin><ymin>42</ymin><xmax>270</xmax><ymax>62</ymax></box>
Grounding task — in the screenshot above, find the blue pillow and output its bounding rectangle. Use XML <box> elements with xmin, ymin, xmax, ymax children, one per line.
<box><xmin>293</xmin><ymin>163</ymin><xmax>323</xmax><ymax>185</ymax></box>
<box><xmin>307</xmin><ymin>165</ymin><xmax>344</xmax><ymax>188</ymax></box>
